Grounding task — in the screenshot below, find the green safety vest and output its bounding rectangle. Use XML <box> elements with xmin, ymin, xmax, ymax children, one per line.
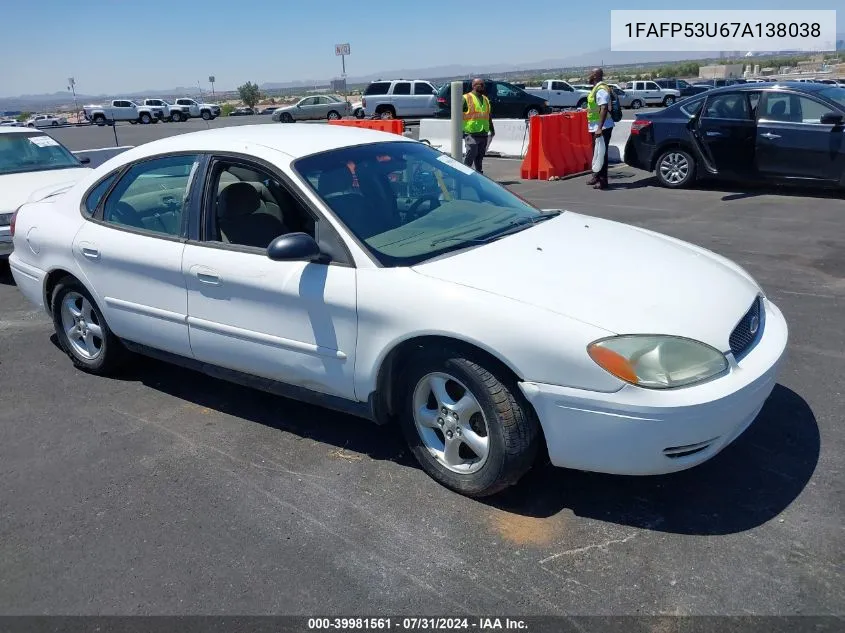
<box><xmin>587</xmin><ymin>83</ymin><xmax>610</xmax><ymax>124</ymax></box>
<box><xmin>462</xmin><ymin>92</ymin><xmax>491</xmax><ymax>134</ymax></box>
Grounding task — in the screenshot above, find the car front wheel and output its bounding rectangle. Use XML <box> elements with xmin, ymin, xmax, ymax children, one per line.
<box><xmin>631</xmin><ymin>99</ymin><xmax>643</xmax><ymax>109</ymax></box>
<box><xmin>399</xmin><ymin>350</ymin><xmax>541</xmax><ymax>497</ymax></box>
<box><xmin>656</xmin><ymin>148</ymin><xmax>695</xmax><ymax>188</ymax></box>
<box><xmin>52</xmin><ymin>277</ymin><xmax>127</xmax><ymax>375</ymax></box>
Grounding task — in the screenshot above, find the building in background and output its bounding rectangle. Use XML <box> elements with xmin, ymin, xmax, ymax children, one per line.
<box><xmin>699</xmin><ymin>64</ymin><xmax>744</xmax><ymax>79</ymax></box>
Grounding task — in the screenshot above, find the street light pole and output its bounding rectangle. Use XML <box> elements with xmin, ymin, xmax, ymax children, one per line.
<box><xmin>68</xmin><ymin>77</ymin><xmax>79</xmax><ymax>121</ymax></box>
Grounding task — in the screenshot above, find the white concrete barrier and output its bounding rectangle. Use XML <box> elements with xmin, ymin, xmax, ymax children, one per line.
<box><xmin>418</xmin><ymin>118</ymin><xmax>528</xmax><ymax>159</ymax></box>
<box><xmin>608</xmin><ymin>120</ymin><xmax>632</xmax><ymax>164</ymax></box>
<box><xmin>420</xmin><ymin>118</ymin><xmax>631</xmax><ymax>164</ymax></box>
<box><xmin>73</xmin><ymin>146</ymin><xmax>134</xmax><ymax>169</ymax></box>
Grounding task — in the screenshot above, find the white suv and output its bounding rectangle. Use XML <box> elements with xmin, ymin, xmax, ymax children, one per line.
<box><xmin>626</xmin><ymin>80</ymin><xmax>681</xmax><ymax>109</ymax></box>
<box><xmin>362</xmin><ymin>79</ymin><xmax>439</xmax><ymax>119</ymax></box>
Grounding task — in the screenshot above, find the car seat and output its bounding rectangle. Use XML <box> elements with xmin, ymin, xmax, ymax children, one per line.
<box><xmin>217</xmin><ymin>182</ymin><xmax>287</xmax><ymax>248</ymax></box>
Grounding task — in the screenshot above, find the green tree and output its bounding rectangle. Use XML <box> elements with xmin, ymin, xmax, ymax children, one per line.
<box><xmin>16</xmin><ymin>112</ymin><xmax>31</xmax><ymax>122</ymax></box>
<box><xmin>238</xmin><ymin>81</ymin><xmax>261</xmax><ymax>108</ymax></box>
<box><xmin>221</xmin><ymin>103</ymin><xmax>235</xmax><ymax>116</ymax></box>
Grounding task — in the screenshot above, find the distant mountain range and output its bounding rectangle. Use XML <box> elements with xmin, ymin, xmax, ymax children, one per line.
<box><xmin>3</xmin><ymin>38</ymin><xmax>842</xmax><ymax>112</ymax></box>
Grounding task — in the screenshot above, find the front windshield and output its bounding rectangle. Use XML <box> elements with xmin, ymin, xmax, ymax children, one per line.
<box><xmin>819</xmin><ymin>87</ymin><xmax>845</xmax><ymax>108</ymax></box>
<box><xmin>294</xmin><ymin>141</ymin><xmax>546</xmax><ymax>266</ymax></box>
<box><xmin>0</xmin><ymin>132</ymin><xmax>82</xmax><ymax>175</ymax></box>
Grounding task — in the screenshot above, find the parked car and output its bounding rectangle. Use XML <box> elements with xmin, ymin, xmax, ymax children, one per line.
<box><xmin>272</xmin><ymin>95</ymin><xmax>352</xmax><ymax>122</ymax></box>
<box><xmin>435</xmin><ymin>80</ymin><xmax>551</xmax><ymax>119</ymax></box>
<box><xmin>654</xmin><ymin>78</ymin><xmax>712</xmax><ymax>98</ymax></box>
<box><xmin>8</xmin><ymin>124</ymin><xmax>787</xmax><ymax>497</ymax></box>
<box><xmin>350</xmin><ymin>100</ymin><xmax>365</xmax><ymax>119</ymax></box>
<box><xmin>625</xmin><ymin>82</ymin><xmax>845</xmax><ymax>189</ymax></box>
<box><xmin>0</xmin><ymin>119</ymin><xmax>24</xmax><ymax>127</ymax></box>
<box><xmin>0</xmin><ymin>127</ymin><xmax>91</xmax><ymax>258</ymax></box>
<box><xmin>26</xmin><ymin>114</ymin><xmax>68</xmax><ymax>127</ymax></box>
<box><xmin>524</xmin><ymin>80</ymin><xmax>590</xmax><ymax>109</ymax></box>
<box><xmin>258</xmin><ymin>107</ymin><xmax>277</xmax><ymax>115</ymax></box>
<box><xmin>229</xmin><ymin>107</ymin><xmax>255</xmax><ymax>116</ymax></box>
<box><xmin>625</xmin><ymin>81</ymin><xmax>682</xmax><ymax>108</ymax></box>
<box><xmin>169</xmin><ymin>98</ymin><xmax>221</xmax><ymax>122</ymax></box>
<box><xmin>693</xmin><ymin>79</ymin><xmax>746</xmax><ymax>89</ymax></box>
<box><xmin>141</xmin><ymin>99</ymin><xmax>174</xmax><ymax>120</ymax></box>
<box><xmin>362</xmin><ymin>79</ymin><xmax>439</xmax><ymax>119</ymax></box>
<box><xmin>83</xmin><ymin>100</ymin><xmax>162</xmax><ymax>125</ymax></box>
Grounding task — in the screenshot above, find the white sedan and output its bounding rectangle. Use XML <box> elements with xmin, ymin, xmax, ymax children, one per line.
<box><xmin>0</xmin><ymin>127</ymin><xmax>92</xmax><ymax>258</ymax></box>
<box><xmin>8</xmin><ymin>124</ymin><xmax>788</xmax><ymax>497</ymax></box>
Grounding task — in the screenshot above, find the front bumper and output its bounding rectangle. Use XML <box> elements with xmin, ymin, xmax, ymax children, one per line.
<box><xmin>519</xmin><ymin>297</ymin><xmax>788</xmax><ymax>476</ymax></box>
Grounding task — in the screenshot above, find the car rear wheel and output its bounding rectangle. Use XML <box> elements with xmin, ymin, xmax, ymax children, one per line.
<box><xmin>51</xmin><ymin>277</ymin><xmax>127</xmax><ymax>375</ymax></box>
<box><xmin>662</xmin><ymin>95</ymin><xmax>676</xmax><ymax>106</ymax></box>
<box><xmin>631</xmin><ymin>99</ymin><xmax>643</xmax><ymax>109</ymax></box>
<box><xmin>170</xmin><ymin>111</ymin><xmax>183</xmax><ymax>122</ymax></box>
<box><xmin>399</xmin><ymin>349</ymin><xmax>541</xmax><ymax>497</ymax></box>
<box><xmin>139</xmin><ymin>113</ymin><xmax>152</xmax><ymax>124</ymax></box>
<box><xmin>656</xmin><ymin>148</ymin><xmax>695</xmax><ymax>189</ymax></box>
<box><xmin>327</xmin><ymin>110</ymin><xmax>341</xmax><ymax>120</ymax></box>
<box><xmin>377</xmin><ymin>106</ymin><xmax>396</xmax><ymax>119</ymax></box>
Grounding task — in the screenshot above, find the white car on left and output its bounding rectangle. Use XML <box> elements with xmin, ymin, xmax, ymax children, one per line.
<box><xmin>0</xmin><ymin>128</ymin><xmax>92</xmax><ymax>258</ymax></box>
<box><xmin>25</xmin><ymin>114</ymin><xmax>68</xmax><ymax>128</ymax></box>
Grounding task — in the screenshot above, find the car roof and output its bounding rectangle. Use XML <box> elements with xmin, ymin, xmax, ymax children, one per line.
<box><xmin>104</xmin><ymin>123</ymin><xmax>413</xmax><ymax>162</ymax></box>
<box><xmin>701</xmin><ymin>81</ymin><xmax>833</xmax><ymax>95</ymax></box>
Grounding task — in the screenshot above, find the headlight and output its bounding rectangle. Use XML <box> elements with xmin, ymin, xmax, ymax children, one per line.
<box><xmin>587</xmin><ymin>335</ymin><xmax>728</xmax><ymax>389</ymax></box>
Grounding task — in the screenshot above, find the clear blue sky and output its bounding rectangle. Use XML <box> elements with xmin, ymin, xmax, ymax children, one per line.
<box><xmin>0</xmin><ymin>0</ymin><xmax>841</xmax><ymax>97</ymax></box>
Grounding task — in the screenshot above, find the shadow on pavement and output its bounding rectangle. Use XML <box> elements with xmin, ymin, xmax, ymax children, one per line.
<box><xmin>489</xmin><ymin>384</ymin><xmax>819</xmax><ymax>536</ymax></box>
<box><xmin>0</xmin><ymin>260</ymin><xmax>14</xmax><ymax>286</ymax></box>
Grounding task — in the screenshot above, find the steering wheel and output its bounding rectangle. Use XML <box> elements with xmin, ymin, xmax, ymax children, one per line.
<box><xmin>407</xmin><ymin>194</ymin><xmax>441</xmax><ymax>219</ymax></box>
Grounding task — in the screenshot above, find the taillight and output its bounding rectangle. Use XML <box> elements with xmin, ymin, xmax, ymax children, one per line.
<box><xmin>631</xmin><ymin>119</ymin><xmax>652</xmax><ymax>135</ymax></box>
<box><xmin>10</xmin><ymin>210</ymin><xmax>18</xmax><ymax>237</ymax></box>
<box><xmin>437</xmin><ymin>97</ymin><xmax>447</xmax><ymax>104</ymax></box>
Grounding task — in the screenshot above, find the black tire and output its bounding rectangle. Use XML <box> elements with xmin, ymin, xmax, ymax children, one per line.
<box><xmin>376</xmin><ymin>106</ymin><xmax>396</xmax><ymax>120</ymax></box>
<box><xmin>201</xmin><ymin>110</ymin><xmax>211</xmax><ymax>120</ymax></box>
<box><xmin>576</xmin><ymin>98</ymin><xmax>587</xmax><ymax>109</ymax></box>
<box><xmin>281</xmin><ymin>112</ymin><xmax>294</xmax><ymax>123</ymax></box>
<box><xmin>398</xmin><ymin>349</ymin><xmax>541</xmax><ymax>498</ymax></box>
<box><xmin>327</xmin><ymin>110</ymin><xmax>341</xmax><ymax>120</ymax></box>
<box><xmin>354</xmin><ymin>108</ymin><xmax>365</xmax><ymax>119</ymax></box>
<box><xmin>655</xmin><ymin>148</ymin><xmax>696</xmax><ymax>189</ymax></box>
<box><xmin>524</xmin><ymin>107</ymin><xmax>541</xmax><ymax>118</ymax></box>
<box><xmin>662</xmin><ymin>95</ymin><xmax>676</xmax><ymax>107</ymax></box>
<box><xmin>631</xmin><ymin>99</ymin><xmax>643</xmax><ymax>109</ymax></box>
<box><xmin>51</xmin><ymin>277</ymin><xmax>127</xmax><ymax>375</ymax></box>
<box><xmin>139</xmin><ymin>113</ymin><xmax>152</xmax><ymax>124</ymax></box>
<box><xmin>51</xmin><ymin>120</ymin><xmax>58</xmax><ymax>126</ymax></box>
<box><xmin>170</xmin><ymin>111</ymin><xmax>183</xmax><ymax>122</ymax></box>
<box><xmin>93</xmin><ymin>114</ymin><xmax>106</xmax><ymax>126</ymax></box>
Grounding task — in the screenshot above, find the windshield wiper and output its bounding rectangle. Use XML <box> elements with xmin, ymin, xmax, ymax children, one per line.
<box><xmin>430</xmin><ymin>209</ymin><xmax>562</xmax><ymax>247</ymax></box>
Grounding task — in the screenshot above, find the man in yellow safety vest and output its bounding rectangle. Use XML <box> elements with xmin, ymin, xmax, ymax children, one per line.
<box><xmin>585</xmin><ymin>67</ymin><xmax>614</xmax><ymax>190</ymax></box>
<box><xmin>463</xmin><ymin>78</ymin><xmax>496</xmax><ymax>174</ymax></box>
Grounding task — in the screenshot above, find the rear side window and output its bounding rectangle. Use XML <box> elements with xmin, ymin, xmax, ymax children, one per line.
<box><xmin>413</xmin><ymin>82</ymin><xmax>435</xmax><ymax>95</ymax></box>
<box><xmin>392</xmin><ymin>82</ymin><xmax>411</xmax><ymax>95</ymax></box>
<box><xmin>679</xmin><ymin>96</ymin><xmax>705</xmax><ymax>117</ymax></box>
<box><xmin>364</xmin><ymin>82</ymin><xmax>390</xmax><ymax>96</ymax></box>
<box><xmin>83</xmin><ymin>173</ymin><xmax>117</xmax><ymax>217</ymax></box>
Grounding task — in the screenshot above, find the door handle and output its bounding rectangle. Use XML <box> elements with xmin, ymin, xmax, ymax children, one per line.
<box><xmin>81</xmin><ymin>246</ymin><xmax>100</xmax><ymax>260</ymax></box>
<box><xmin>196</xmin><ymin>272</ymin><xmax>220</xmax><ymax>285</ymax></box>
<box><xmin>761</xmin><ymin>132</ymin><xmax>781</xmax><ymax>140</ymax></box>
<box><xmin>704</xmin><ymin>130</ymin><xmax>723</xmax><ymax>137</ymax></box>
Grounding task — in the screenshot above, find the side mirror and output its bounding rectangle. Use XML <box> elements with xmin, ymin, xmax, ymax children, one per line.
<box><xmin>267</xmin><ymin>232</ymin><xmax>324</xmax><ymax>262</ymax></box>
<box><xmin>820</xmin><ymin>112</ymin><xmax>844</xmax><ymax>125</ymax></box>
<box><xmin>79</xmin><ymin>156</ymin><xmax>91</xmax><ymax>165</ymax></box>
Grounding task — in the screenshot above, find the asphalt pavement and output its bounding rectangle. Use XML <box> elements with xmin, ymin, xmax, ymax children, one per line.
<box><xmin>1</xmin><ymin>161</ymin><xmax>842</xmax><ymax>616</ymax></box>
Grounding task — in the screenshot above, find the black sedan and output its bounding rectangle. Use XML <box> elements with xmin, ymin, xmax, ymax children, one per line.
<box><xmin>435</xmin><ymin>80</ymin><xmax>551</xmax><ymax>119</ymax></box>
<box><xmin>625</xmin><ymin>82</ymin><xmax>845</xmax><ymax>189</ymax></box>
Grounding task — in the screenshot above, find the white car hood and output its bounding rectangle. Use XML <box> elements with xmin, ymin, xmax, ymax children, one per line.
<box><xmin>0</xmin><ymin>168</ymin><xmax>91</xmax><ymax>210</ymax></box>
<box><xmin>412</xmin><ymin>212</ymin><xmax>760</xmax><ymax>351</ymax></box>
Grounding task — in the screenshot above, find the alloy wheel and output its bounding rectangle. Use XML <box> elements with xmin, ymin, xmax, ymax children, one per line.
<box><xmin>60</xmin><ymin>291</ymin><xmax>104</xmax><ymax>360</ymax></box>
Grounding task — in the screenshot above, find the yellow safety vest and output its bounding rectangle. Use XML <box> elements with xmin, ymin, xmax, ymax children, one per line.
<box><xmin>463</xmin><ymin>92</ymin><xmax>491</xmax><ymax>134</ymax></box>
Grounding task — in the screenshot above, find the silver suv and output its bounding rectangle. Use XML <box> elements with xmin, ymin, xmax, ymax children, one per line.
<box><xmin>362</xmin><ymin>79</ymin><xmax>439</xmax><ymax>119</ymax></box>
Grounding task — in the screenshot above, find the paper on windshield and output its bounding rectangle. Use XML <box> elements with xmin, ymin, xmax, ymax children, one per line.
<box><xmin>437</xmin><ymin>154</ymin><xmax>475</xmax><ymax>176</ymax></box>
<box><xmin>28</xmin><ymin>136</ymin><xmax>60</xmax><ymax>148</ymax></box>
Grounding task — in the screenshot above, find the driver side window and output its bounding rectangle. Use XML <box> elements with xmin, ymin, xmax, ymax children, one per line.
<box><xmin>207</xmin><ymin>161</ymin><xmax>316</xmax><ymax>250</ymax></box>
<box><xmin>102</xmin><ymin>155</ymin><xmax>199</xmax><ymax>237</ymax></box>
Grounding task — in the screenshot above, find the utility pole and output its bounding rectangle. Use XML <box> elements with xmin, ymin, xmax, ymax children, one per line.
<box><xmin>68</xmin><ymin>77</ymin><xmax>79</xmax><ymax>121</ymax></box>
<box><xmin>209</xmin><ymin>76</ymin><xmax>215</xmax><ymax>99</ymax></box>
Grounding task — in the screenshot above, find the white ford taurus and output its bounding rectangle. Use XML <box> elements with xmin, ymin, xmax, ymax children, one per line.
<box><xmin>9</xmin><ymin>124</ymin><xmax>788</xmax><ymax>497</ymax></box>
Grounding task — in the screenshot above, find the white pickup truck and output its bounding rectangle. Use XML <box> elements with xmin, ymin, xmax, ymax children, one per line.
<box><xmin>141</xmin><ymin>99</ymin><xmax>174</xmax><ymax>121</ymax></box>
<box><xmin>83</xmin><ymin>100</ymin><xmax>165</xmax><ymax>125</ymax></box>
<box><xmin>168</xmin><ymin>98</ymin><xmax>221</xmax><ymax>121</ymax></box>
<box><xmin>524</xmin><ymin>80</ymin><xmax>590</xmax><ymax>110</ymax></box>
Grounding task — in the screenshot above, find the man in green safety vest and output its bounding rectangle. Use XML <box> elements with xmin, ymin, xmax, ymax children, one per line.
<box><xmin>585</xmin><ymin>67</ymin><xmax>614</xmax><ymax>190</ymax></box>
<box><xmin>463</xmin><ymin>78</ymin><xmax>496</xmax><ymax>174</ymax></box>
